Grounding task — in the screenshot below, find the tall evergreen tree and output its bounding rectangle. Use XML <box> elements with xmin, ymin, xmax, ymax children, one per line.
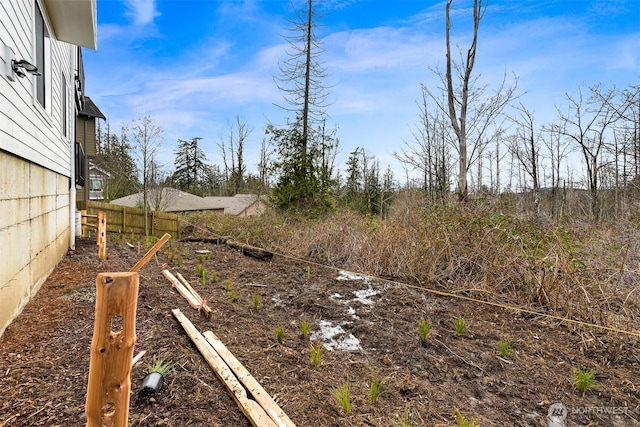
<box><xmin>173</xmin><ymin>137</ymin><xmax>207</xmax><ymax>195</ymax></box>
<box><xmin>271</xmin><ymin>0</ymin><xmax>336</xmax><ymax>211</ymax></box>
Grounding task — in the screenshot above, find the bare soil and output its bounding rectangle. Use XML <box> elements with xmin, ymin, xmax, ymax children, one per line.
<box><xmin>1</xmin><ymin>236</ymin><xmax>639</xmax><ymax>426</ymax></box>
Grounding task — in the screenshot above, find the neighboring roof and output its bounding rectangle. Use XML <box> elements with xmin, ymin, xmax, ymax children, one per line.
<box><xmin>110</xmin><ymin>188</ymin><xmax>214</xmax><ymax>212</ymax></box>
<box><xmin>42</xmin><ymin>0</ymin><xmax>97</xmax><ymax>50</ymax></box>
<box><xmin>110</xmin><ymin>189</ymin><xmax>265</xmax><ymax>215</ymax></box>
<box><xmin>79</xmin><ymin>97</ymin><xmax>106</xmax><ymax>120</ymax></box>
<box><xmin>204</xmin><ymin>194</ymin><xmax>262</xmax><ymax>216</ymax></box>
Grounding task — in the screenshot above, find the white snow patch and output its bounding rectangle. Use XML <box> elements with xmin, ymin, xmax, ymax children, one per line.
<box><xmin>271</xmin><ymin>294</ymin><xmax>282</xmax><ymax>306</ymax></box>
<box><xmin>329</xmin><ymin>293</ymin><xmax>343</xmax><ymax>300</ymax></box>
<box><xmin>352</xmin><ymin>287</ymin><xmax>379</xmax><ymax>305</ymax></box>
<box><xmin>336</xmin><ymin>271</ymin><xmax>371</xmax><ymax>283</ymax></box>
<box><xmin>311</xmin><ymin>320</ymin><xmax>362</xmax><ymax>352</ymax></box>
<box><xmin>345</xmin><ymin>306</ymin><xmax>358</xmax><ymax>319</ymax></box>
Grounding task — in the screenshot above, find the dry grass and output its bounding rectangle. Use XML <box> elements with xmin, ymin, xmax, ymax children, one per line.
<box><xmin>184</xmin><ymin>196</ymin><xmax>640</xmax><ymax>329</ymax></box>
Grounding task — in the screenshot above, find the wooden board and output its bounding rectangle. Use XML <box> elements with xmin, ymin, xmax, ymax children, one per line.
<box><xmin>203</xmin><ymin>331</ymin><xmax>296</xmax><ymax>427</ymax></box>
<box><xmin>129</xmin><ymin>233</ymin><xmax>172</xmax><ymax>272</ymax></box>
<box><xmin>172</xmin><ymin>309</ymin><xmax>278</xmax><ymax>427</ymax></box>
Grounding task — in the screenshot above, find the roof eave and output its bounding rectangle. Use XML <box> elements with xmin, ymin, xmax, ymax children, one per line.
<box><xmin>42</xmin><ymin>0</ymin><xmax>97</xmax><ymax>50</ymax></box>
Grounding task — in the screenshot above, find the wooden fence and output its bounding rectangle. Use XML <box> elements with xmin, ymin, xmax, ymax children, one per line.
<box><xmin>77</xmin><ymin>201</ymin><xmax>179</xmax><ymax>237</ymax></box>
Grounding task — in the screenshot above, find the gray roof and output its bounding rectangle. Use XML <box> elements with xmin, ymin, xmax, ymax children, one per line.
<box><xmin>110</xmin><ymin>189</ymin><xmax>262</xmax><ymax>214</ymax></box>
<box><xmin>79</xmin><ymin>96</ymin><xmax>106</xmax><ymax>120</ymax></box>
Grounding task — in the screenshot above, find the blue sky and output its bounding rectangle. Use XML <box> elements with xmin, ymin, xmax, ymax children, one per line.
<box><xmin>84</xmin><ymin>0</ymin><xmax>639</xmax><ymax>184</ymax></box>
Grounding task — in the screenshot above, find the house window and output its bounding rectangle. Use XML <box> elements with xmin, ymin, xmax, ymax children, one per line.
<box><xmin>35</xmin><ymin>2</ymin><xmax>50</xmax><ymax>111</ymax></box>
<box><xmin>89</xmin><ymin>178</ymin><xmax>103</xmax><ymax>192</ymax></box>
<box><xmin>75</xmin><ymin>142</ymin><xmax>86</xmax><ymax>187</ymax></box>
<box><xmin>62</xmin><ymin>74</ymin><xmax>68</xmax><ymax>137</ymax></box>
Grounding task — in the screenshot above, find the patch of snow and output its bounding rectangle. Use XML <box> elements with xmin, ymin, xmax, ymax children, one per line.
<box><xmin>336</xmin><ymin>270</ymin><xmax>371</xmax><ymax>283</ymax></box>
<box><xmin>329</xmin><ymin>293</ymin><xmax>343</xmax><ymax>300</ymax></box>
<box><xmin>311</xmin><ymin>320</ymin><xmax>362</xmax><ymax>352</ymax></box>
<box><xmin>345</xmin><ymin>306</ymin><xmax>358</xmax><ymax>319</ymax></box>
<box><xmin>271</xmin><ymin>294</ymin><xmax>282</xmax><ymax>306</ymax></box>
<box><xmin>352</xmin><ymin>287</ymin><xmax>379</xmax><ymax>305</ymax></box>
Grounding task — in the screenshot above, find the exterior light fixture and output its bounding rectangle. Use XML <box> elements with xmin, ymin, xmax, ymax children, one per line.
<box><xmin>12</xmin><ymin>59</ymin><xmax>41</xmax><ymax>78</ymax></box>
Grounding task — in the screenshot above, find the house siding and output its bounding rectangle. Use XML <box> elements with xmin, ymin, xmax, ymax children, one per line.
<box><xmin>0</xmin><ymin>0</ymin><xmax>86</xmax><ymax>337</ymax></box>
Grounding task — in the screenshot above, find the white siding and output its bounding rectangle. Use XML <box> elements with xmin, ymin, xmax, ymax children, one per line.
<box><xmin>0</xmin><ymin>0</ymin><xmax>75</xmax><ymax>176</ymax></box>
<box><xmin>0</xmin><ymin>0</ymin><xmax>86</xmax><ymax>337</ymax></box>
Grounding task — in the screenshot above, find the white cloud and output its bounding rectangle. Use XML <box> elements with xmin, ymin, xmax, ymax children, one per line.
<box><xmin>123</xmin><ymin>0</ymin><xmax>160</xmax><ymax>26</ymax></box>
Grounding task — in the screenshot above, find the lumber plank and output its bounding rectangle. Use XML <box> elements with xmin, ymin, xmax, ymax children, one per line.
<box><xmin>176</xmin><ymin>273</ymin><xmax>212</xmax><ymax>318</ymax></box>
<box><xmin>86</xmin><ymin>272</ymin><xmax>139</xmax><ymax>427</ymax></box>
<box><xmin>203</xmin><ymin>331</ymin><xmax>296</xmax><ymax>427</ymax></box>
<box><xmin>162</xmin><ymin>270</ymin><xmax>200</xmax><ymax>309</ymax></box>
<box><xmin>171</xmin><ymin>309</ymin><xmax>278</xmax><ymax>427</ymax></box>
<box><xmin>129</xmin><ymin>233</ymin><xmax>172</xmax><ymax>272</ymax></box>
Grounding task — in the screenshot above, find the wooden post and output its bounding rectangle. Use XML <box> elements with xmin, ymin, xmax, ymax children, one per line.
<box><xmin>129</xmin><ymin>233</ymin><xmax>171</xmax><ymax>272</ymax></box>
<box><xmin>86</xmin><ymin>272</ymin><xmax>139</xmax><ymax>427</ymax></box>
<box><xmin>97</xmin><ymin>211</ymin><xmax>107</xmax><ymax>260</ymax></box>
<box><xmin>81</xmin><ymin>210</ymin><xmax>88</xmax><ymax>238</ymax></box>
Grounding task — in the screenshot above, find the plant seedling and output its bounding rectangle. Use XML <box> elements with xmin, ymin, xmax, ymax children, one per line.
<box><xmin>369</xmin><ymin>376</ymin><xmax>383</xmax><ymax>404</ymax></box>
<box><xmin>418</xmin><ymin>318</ymin><xmax>431</xmax><ymax>346</ymax></box>
<box><xmin>332</xmin><ymin>382</ymin><xmax>352</xmax><ymax>413</ymax></box>
<box><xmin>305</xmin><ymin>265</ymin><xmax>311</xmax><ymax>280</ymax></box>
<box><xmin>201</xmin><ymin>270</ymin><xmax>207</xmax><ymax>285</ymax></box>
<box><xmin>146</xmin><ymin>357</ymin><xmax>172</xmax><ymax>375</ymax></box>
<box><xmin>229</xmin><ymin>290</ymin><xmax>239</xmax><ymax>303</ymax></box>
<box><xmin>394</xmin><ymin>407</ymin><xmax>414</xmax><ymax>427</ymax></box>
<box><xmin>210</xmin><ymin>271</ymin><xmax>219</xmax><ymax>283</ymax></box>
<box><xmin>196</xmin><ymin>265</ymin><xmax>205</xmax><ymax>278</ymax></box>
<box><xmin>310</xmin><ymin>343</ymin><xmax>324</xmax><ymax>368</ymax></box>
<box><xmin>300</xmin><ymin>320</ymin><xmax>310</xmax><ymax>340</ymax></box>
<box><xmin>225</xmin><ymin>280</ymin><xmax>233</xmax><ymax>292</ymax></box>
<box><xmin>275</xmin><ymin>326</ymin><xmax>286</xmax><ymax>344</ymax></box>
<box><xmin>252</xmin><ymin>293</ymin><xmax>261</xmax><ymax>308</ymax></box>
<box><xmin>454</xmin><ymin>407</ymin><xmax>479</xmax><ymax>427</ymax></box>
<box><xmin>498</xmin><ymin>340</ymin><xmax>511</xmax><ymax>358</ymax></box>
<box><xmin>574</xmin><ymin>368</ymin><xmax>595</xmax><ymax>394</ymax></box>
<box><xmin>454</xmin><ymin>316</ymin><xmax>466</xmax><ymax>336</ymax></box>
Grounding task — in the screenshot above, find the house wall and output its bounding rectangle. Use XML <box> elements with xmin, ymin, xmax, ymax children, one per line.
<box><xmin>0</xmin><ymin>150</ymin><xmax>70</xmax><ymax>337</ymax></box>
<box><xmin>0</xmin><ymin>0</ymin><xmax>78</xmax><ymax>337</ymax></box>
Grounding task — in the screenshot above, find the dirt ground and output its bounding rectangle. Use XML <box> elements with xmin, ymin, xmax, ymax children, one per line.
<box><xmin>1</xmin><ymin>236</ymin><xmax>639</xmax><ymax>426</ymax></box>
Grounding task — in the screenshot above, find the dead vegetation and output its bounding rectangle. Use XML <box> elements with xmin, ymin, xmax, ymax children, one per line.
<box><xmin>2</xmin><ymin>199</ymin><xmax>640</xmax><ymax>426</ymax></box>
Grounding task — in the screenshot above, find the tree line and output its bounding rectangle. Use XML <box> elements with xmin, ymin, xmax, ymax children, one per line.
<box><xmin>93</xmin><ymin>0</ymin><xmax>639</xmax><ymax>221</ymax></box>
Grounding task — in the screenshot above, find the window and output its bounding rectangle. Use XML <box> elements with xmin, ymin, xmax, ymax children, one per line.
<box><xmin>35</xmin><ymin>2</ymin><xmax>45</xmax><ymax>107</ymax></box>
<box><xmin>75</xmin><ymin>142</ymin><xmax>86</xmax><ymax>187</ymax></box>
<box><xmin>62</xmin><ymin>74</ymin><xmax>68</xmax><ymax>137</ymax></box>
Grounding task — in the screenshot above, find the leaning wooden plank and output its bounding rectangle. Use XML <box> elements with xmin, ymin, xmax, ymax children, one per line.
<box><xmin>203</xmin><ymin>331</ymin><xmax>296</xmax><ymax>427</ymax></box>
<box><xmin>176</xmin><ymin>273</ymin><xmax>212</xmax><ymax>318</ymax></box>
<box><xmin>129</xmin><ymin>233</ymin><xmax>172</xmax><ymax>272</ymax></box>
<box><xmin>162</xmin><ymin>270</ymin><xmax>200</xmax><ymax>310</ymax></box>
<box><xmin>86</xmin><ymin>272</ymin><xmax>139</xmax><ymax>427</ymax></box>
<box><xmin>172</xmin><ymin>309</ymin><xmax>278</xmax><ymax>427</ymax></box>
<box><xmin>226</xmin><ymin>240</ymin><xmax>274</xmax><ymax>260</ymax></box>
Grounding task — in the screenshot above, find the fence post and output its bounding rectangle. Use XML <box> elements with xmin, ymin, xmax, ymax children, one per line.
<box><xmin>97</xmin><ymin>211</ymin><xmax>107</xmax><ymax>260</ymax></box>
<box><xmin>81</xmin><ymin>210</ymin><xmax>88</xmax><ymax>238</ymax></box>
<box><xmin>85</xmin><ymin>272</ymin><xmax>139</xmax><ymax>427</ymax></box>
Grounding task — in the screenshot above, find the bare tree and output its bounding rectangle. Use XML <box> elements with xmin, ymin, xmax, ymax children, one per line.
<box><xmin>444</xmin><ymin>0</ymin><xmax>518</xmax><ymax>201</ymax></box>
<box><xmin>555</xmin><ymin>84</ymin><xmax>625</xmax><ymax>219</ymax></box>
<box><xmin>130</xmin><ymin>115</ymin><xmax>164</xmax><ymax>235</ymax></box>
<box><xmin>508</xmin><ymin>104</ymin><xmax>541</xmax><ymax>215</ymax></box>
<box><xmin>217</xmin><ymin>116</ymin><xmax>251</xmax><ymax>195</ymax></box>
<box><xmin>394</xmin><ymin>86</ymin><xmax>452</xmax><ymax>203</ymax></box>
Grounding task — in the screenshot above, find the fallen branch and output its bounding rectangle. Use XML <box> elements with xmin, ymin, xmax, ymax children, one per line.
<box><xmin>180</xmin><ymin>236</ymin><xmax>273</xmax><ymax>260</ymax></box>
<box><xmin>226</xmin><ymin>240</ymin><xmax>273</xmax><ymax>260</ymax></box>
<box><xmin>172</xmin><ymin>309</ymin><xmax>278</xmax><ymax>427</ymax></box>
